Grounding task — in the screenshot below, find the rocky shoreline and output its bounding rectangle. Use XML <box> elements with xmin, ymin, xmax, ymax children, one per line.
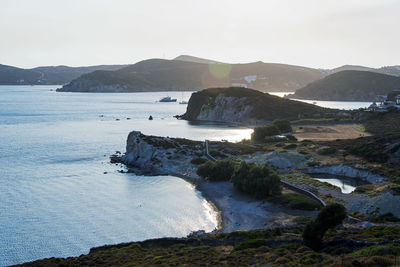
<box><xmin>111</xmin><ymin>131</ymin><xmax>311</xmax><ymax>232</ymax></box>
<box><xmin>112</xmin><ymin>130</ymin><xmax>400</xmax><ymax>225</ymax></box>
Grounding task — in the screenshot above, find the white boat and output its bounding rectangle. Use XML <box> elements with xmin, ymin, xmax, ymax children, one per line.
<box><xmin>179</xmin><ymin>100</ymin><xmax>188</xmax><ymax>104</ymax></box>
<box><xmin>159</xmin><ymin>96</ymin><xmax>177</xmax><ymax>102</ymax></box>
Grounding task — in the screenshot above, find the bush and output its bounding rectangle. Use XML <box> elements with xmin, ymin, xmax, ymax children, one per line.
<box><xmin>317</xmin><ymin>203</ymin><xmax>347</xmax><ymax>229</ymax></box>
<box><xmin>271</xmin><ymin>194</ymin><xmax>322</xmax><ymax>211</ymax></box>
<box><xmin>286</xmin><ymin>135</ymin><xmax>297</xmax><ymax>141</ymax></box>
<box><xmin>302</xmin><ymin>203</ymin><xmax>346</xmax><ymax>251</ymax></box>
<box><xmin>196</xmin><ymin>160</ymin><xmax>236</xmax><ymax>181</ymax></box>
<box><xmin>251</xmin><ymin>125</ymin><xmax>280</xmax><ymax>143</ymax></box>
<box><xmin>190</xmin><ymin>157</ymin><xmax>208</xmax><ymax>165</ymax></box>
<box><xmin>352</xmin><ymin>244</ymin><xmax>400</xmax><ymax>257</ymax></box>
<box><xmin>273</xmin><ymin>119</ymin><xmax>292</xmax><ymax>133</ymax></box>
<box><xmin>231</xmin><ymin>161</ymin><xmax>281</xmax><ymax>199</ymax></box>
<box><xmin>371</xmin><ymin>213</ymin><xmax>400</xmax><ymax>223</ymax></box>
<box><xmin>284</xmin><ymin>143</ymin><xmax>297</xmax><ymax>149</ymax></box>
<box><xmin>307</xmin><ymin>161</ymin><xmax>321</xmax><ymax>167</ymax></box>
<box><xmin>234</xmin><ymin>238</ymin><xmax>266</xmax><ymax>251</ymax></box>
<box><xmin>317</xmin><ymin>147</ymin><xmax>337</xmax><ymax>155</ymax></box>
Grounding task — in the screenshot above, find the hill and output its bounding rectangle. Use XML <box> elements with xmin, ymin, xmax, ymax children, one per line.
<box><xmin>328</xmin><ymin>64</ymin><xmax>400</xmax><ymax>77</ymax></box>
<box><xmin>178</xmin><ymin>87</ymin><xmax>332</xmax><ymax>124</ymax></box>
<box><xmin>0</xmin><ymin>64</ymin><xmax>127</xmax><ymax>85</ymax></box>
<box><xmin>289</xmin><ymin>70</ymin><xmax>400</xmax><ymax>101</ymax></box>
<box><xmin>57</xmin><ymin>58</ymin><xmax>325</xmax><ymax>92</ymax></box>
<box><xmin>174</xmin><ymin>55</ymin><xmax>223</xmax><ymax>64</ymax></box>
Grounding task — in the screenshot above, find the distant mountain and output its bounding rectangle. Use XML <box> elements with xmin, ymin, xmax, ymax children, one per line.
<box><xmin>328</xmin><ymin>64</ymin><xmax>400</xmax><ymax>77</ymax></box>
<box><xmin>289</xmin><ymin>70</ymin><xmax>400</xmax><ymax>101</ymax></box>
<box><xmin>58</xmin><ymin>58</ymin><xmax>325</xmax><ymax>92</ymax></box>
<box><xmin>0</xmin><ymin>64</ymin><xmax>127</xmax><ymax>85</ymax></box>
<box><xmin>174</xmin><ymin>55</ymin><xmax>223</xmax><ymax>64</ymax></box>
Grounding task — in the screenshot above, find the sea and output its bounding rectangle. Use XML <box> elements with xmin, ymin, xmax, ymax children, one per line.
<box><xmin>0</xmin><ymin>86</ymin><xmax>372</xmax><ymax>266</ymax></box>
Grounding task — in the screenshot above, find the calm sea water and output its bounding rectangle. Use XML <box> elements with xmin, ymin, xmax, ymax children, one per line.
<box><xmin>0</xmin><ymin>86</ymin><xmax>370</xmax><ymax>266</ymax></box>
<box><xmin>0</xmin><ymin>86</ymin><xmax>254</xmax><ymax>266</ymax></box>
<box><xmin>270</xmin><ymin>92</ymin><xmax>372</xmax><ymax>110</ymax></box>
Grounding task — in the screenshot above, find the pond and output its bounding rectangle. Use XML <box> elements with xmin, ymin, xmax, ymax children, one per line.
<box><xmin>310</xmin><ymin>174</ymin><xmax>368</xmax><ymax>194</ymax></box>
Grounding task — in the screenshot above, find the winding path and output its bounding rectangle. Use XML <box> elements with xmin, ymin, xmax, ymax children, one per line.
<box><xmin>204</xmin><ymin>140</ymin><xmax>326</xmax><ymax>207</ymax></box>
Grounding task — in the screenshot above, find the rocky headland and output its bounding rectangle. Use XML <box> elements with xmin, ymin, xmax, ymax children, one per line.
<box><xmin>177</xmin><ymin>87</ymin><xmax>334</xmax><ymax>125</ymax></box>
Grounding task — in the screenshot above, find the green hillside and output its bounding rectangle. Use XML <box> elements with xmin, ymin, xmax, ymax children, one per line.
<box><xmin>290</xmin><ymin>70</ymin><xmax>400</xmax><ymax>101</ymax></box>
<box><xmin>57</xmin><ymin>58</ymin><xmax>325</xmax><ymax>92</ymax></box>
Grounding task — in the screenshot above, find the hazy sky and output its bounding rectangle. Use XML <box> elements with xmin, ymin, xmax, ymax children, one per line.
<box><xmin>1</xmin><ymin>0</ymin><xmax>399</xmax><ymax>69</ymax></box>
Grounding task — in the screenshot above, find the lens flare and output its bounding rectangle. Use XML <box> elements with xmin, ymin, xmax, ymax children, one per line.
<box><xmin>208</xmin><ymin>64</ymin><xmax>232</xmax><ymax>79</ymax></box>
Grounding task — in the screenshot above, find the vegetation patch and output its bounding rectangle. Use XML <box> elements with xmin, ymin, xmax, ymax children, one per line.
<box><xmin>231</xmin><ymin>161</ymin><xmax>282</xmax><ymax>199</ymax></box>
<box><xmin>352</xmin><ymin>244</ymin><xmax>400</xmax><ymax>257</ymax></box>
<box><xmin>270</xmin><ymin>193</ymin><xmax>322</xmax><ymax>211</ymax></box>
<box><xmin>317</xmin><ymin>147</ymin><xmax>337</xmax><ymax>155</ymax></box>
<box><xmin>190</xmin><ymin>157</ymin><xmax>208</xmax><ymax>165</ymax></box>
<box><xmin>196</xmin><ymin>159</ymin><xmax>237</xmax><ymax>181</ymax></box>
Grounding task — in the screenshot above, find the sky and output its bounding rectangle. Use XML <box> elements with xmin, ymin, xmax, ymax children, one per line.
<box><xmin>0</xmin><ymin>0</ymin><xmax>399</xmax><ymax>69</ymax></box>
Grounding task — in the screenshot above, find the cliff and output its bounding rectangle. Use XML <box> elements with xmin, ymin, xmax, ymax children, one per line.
<box><xmin>178</xmin><ymin>87</ymin><xmax>331</xmax><ymax>124</ymax></box>
<box><xmin>118</xmin><ymin>131</ymin><xmax>203</xmax><ymax>175</ymax></box>
<box><xmin>289</xmin><ymin>70</ymin><xmax>400</xmax><ymax>101</ymax></box>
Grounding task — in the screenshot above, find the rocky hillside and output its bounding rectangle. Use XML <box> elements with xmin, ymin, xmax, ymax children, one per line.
<box><xmin>57</xmin><ymin>58</ymin><xmax>325</xmax><ymax>92</ymax></box>
<box><xmin>0</xmin><ymin>64</ymin><xmax>126</xmax><ymax>85</ymax></box>
<box><xmin>178</xmin><ymin>87</ymin><xmax>332</xmax><ymax>124</ymax></box>
<box><xmin>289</xmin><ymin>70</ymin><xmax>400</xmax><ymax>101</ymax></box>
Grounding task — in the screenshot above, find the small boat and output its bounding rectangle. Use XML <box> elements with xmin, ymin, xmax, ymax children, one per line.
<box><xmin>312</xmin><ymin>101</ymin><xmax>317</xmax><ymax>105</ymax></box>
<box><xmin>159</xmin><ymin>96</ymin><xmax>177</xmax><ymax>102</ymax></box>
<box><xmin>179</xmin><ymin>100</ymin><xmax>188</xmax><ymax>104</ymax></box>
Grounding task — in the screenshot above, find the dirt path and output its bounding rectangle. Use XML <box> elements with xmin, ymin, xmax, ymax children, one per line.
<box><xmin>293</xmin><ymin>124</ymin><xmax>371</xmax><ymax>141</ymax></box>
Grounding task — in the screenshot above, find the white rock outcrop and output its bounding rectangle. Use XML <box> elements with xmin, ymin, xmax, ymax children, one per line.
<box><xmin>121</xmin><ymin>131</ymin><xmax>200</xmax><ymax>175</ymax></box>
<box><xmin>197</xmin><ymin>94</ymin><xmax>253</xmax><ymax>124</ymax></box>
<box><xmin>347</xmin><ymin>191</ymin><xmax>400</xmax><ymax>217</ymax></box>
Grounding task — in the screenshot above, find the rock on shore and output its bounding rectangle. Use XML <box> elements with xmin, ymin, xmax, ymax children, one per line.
<box><xmin>120</xmin><ymin>131</ymin><xmax>203</xmax><ymax>175</ymax></box>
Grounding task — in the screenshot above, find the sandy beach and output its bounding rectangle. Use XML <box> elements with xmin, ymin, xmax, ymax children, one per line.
<box><xmin>173</xmin><ymin>172</ymin><xmax>316</xmax><ymax>233</ymax></box>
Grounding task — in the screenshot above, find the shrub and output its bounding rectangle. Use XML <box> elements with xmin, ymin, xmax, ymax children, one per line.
<box><xmin>273</xmin><ymin>119</ymin><xmax>292</xmax><ymax>133</ymax></box>
<box><xmin>302</xmin><ymin>203</ymin><xmax>346</xmax><ymax>251</ymax></box>
<box><xmin>286</xmin><ymin>134</ymin><xmax>297</xmax><ymax>141</ymax></box>
<box><xmin>317</xmin><ymin>203</ymin><xmax>347</xmax><ymax>229</ymax></box>
<box><xmin>196</xmin><ymin>160</ymin><xmax>236</xmax><ymax>181</ymax></box>
<box><xmin>352</xmin><ymin>244</ymin><xmax>400</xmax><ymax>257</ymax></box>
<box><xmin>307</xmin><ymin>161</ymin><xmax>321</xmax><ymax>167</ymax></box>
<box><xmin>231</xmin><ymin>161</ymin><xmax>281</xmax><ymax>199</ymax></box>
<box><xmin>234</xmin><ymin>238</ymin><xmax>266</xmax><ymax>251</ymax></box>
<box><xmin>271</xmin><ymin>194</ymin><xmax>322</xmax><ymax>211</ymax></box>
<box><xmin>251</xmin><ymin>125</ymin><xmax>280</xmax><ymax>143</ymax></box>
<box><xmin>317</xmin><ymin>147</ymin><xmax>337</xmax><ymax>155</ymax></box>
<box><xmin>190</xmin><ymin>157</ymin><xmax>208</xmax><ymax>165</ymax></box>
<box><xmin>284</xmin><ymin>143</ymin><xmax>297</xmax><ymax>149</ymax></box>
<box><xmin>371</xmin><ymin>213</ymin><xmax>400</xmax><ymax>223</ymax></box>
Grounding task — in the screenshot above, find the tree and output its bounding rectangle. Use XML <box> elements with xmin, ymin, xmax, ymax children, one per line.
<box><xmin>273</xmin><ymin>119</ymin><xmax>292</xmax><ymax>133</ymax></box>
<box><xmin>231</xmin><ymin>161</ymin><xmax>281</xmax><ymax>199</ymax></box>
<box><xmin>251</xmin><ymin>125</ymin><xmax>280</xmax><ymax>143</ymax></box>
<box><xmin>196</xmin><ymin>160</ymin><xmax>236</xmax><ymax>181</ymax></box>
<box><xmin>302</xmin><ymin>203</ymin><xmax>347</xmax><ymax>251</ymax></box>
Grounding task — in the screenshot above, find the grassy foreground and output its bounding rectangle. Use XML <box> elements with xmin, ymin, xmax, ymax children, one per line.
<box><xmin>17</xmin><ymin>226</ymin><xmax>400</xmax><ymax>267</ymax></box>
